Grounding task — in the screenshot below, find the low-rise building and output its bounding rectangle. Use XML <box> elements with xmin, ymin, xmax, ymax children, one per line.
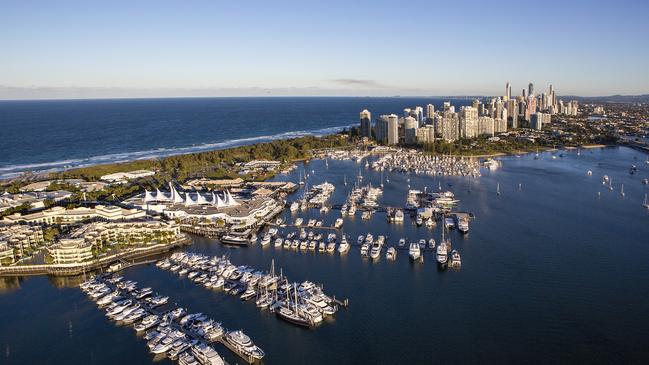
<box><xmin>0</xmin><ymin>224</ymin><xmax>45</xmax><ymax>262</ymax></box>
<box><xmin>0</xmin><ymin>190</ymin><xmax>73</xmax><ymax>212</ymax></box>
<box><xmin>0</xmin><ymin>242</ymin><xmax>14</xmax><ymax>264</ymax></box>
<box><xmin>100</xmin><ymin>170</ymin><xmax>155</xmax><ymax>183</ymax></box>
<box><xmin>48</xmin><ymin>238</ymin><xmax>93</xmax><ymax>264</ymax></box>
<box><xmin>2</xmin><ymin>205</ymin><xmax>146</xmax><ymax>225</ymax></box>
<box><xmin>70</xmin><ymin>220</ymin><xmax>181</xmax><ymax>248</ymax></box>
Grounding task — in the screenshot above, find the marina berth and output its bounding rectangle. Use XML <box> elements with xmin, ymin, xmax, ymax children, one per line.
<box><xmin>371</xmin><ymin>150</ymin><xmax>481</xmax><ymax>177</ymax></box>
<box><xmin>80</xmin><ymin>275</ymin><xmax>256</xmax><ymax>363</ymax></box>
<box><xmin>159</xmin><ymin>253</ymin><xmax>346</xmax><ymax>326</ymax></box>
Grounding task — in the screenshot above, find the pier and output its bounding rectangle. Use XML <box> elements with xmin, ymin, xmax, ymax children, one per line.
<box><xmin>87</xmin><ymin>274</ymin><xmax>262</xmax><ymax>364</ymax></box>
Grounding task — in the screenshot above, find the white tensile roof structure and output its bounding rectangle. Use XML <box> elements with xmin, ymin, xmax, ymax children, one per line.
<box><xmin>143</xmin><ymin>183</ymin><xmax>238</xmax><ymax>208</ymax></box>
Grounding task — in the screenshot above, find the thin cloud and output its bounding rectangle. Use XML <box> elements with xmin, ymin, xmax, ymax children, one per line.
<box><xmin>330</xmin><ymin>79</ymin><xmax>389</xmax><ymax>89</ymax></box>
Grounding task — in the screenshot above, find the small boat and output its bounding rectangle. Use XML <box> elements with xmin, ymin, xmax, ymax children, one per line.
<box><xmin>436</xmin><ymin>242</ymin><xmax>448</xmax><ymax>266</ymax></box>
<box><xmin>444</xmin><ymin>217</ymin><xmax>455</xmax><ymax>229</ymax></box>
<box><xmin>620</xmin><ymin>184</ymin><xmax>625</xmax><ymax>197</ymax></box>
<box><xmin>428</xmin><ymin>238</ymin><xmax>436</xmax><ymax>249</ymax></box>
<box><xmin>408</xmin><ymin>242</ymin><xmax>421</xmax><ymax>261</ymax></box>
<box><xmin>369</xmin><ymin>243</ymin><xmax>382</xmax><ymax>260</ymax></box>
<box><xmin>338</xmin><ymin>235</ymin><xmax>350</xmax><ymax>254</ymax></box>
<box><xmin>643</xmin><ymin>193</ymin><xmax>649</xmax><ymax>209</ymax></box>
<box><xmin>386</xmin><ymin>247</ymin><xmax>397</xmax><ymax>260</ymax></box>
<box><xmin>360</xmin><ymin>243</ymin><xmax>369</xmax><ymax>257</ymax></box>
<box><xmin>220</xmin><ymin>235</ymin><xmax>250</xmax><ymax>246</ymax></box>
<box><xmin>398</xmin><ymin>238</ymin><xmax>406</xmax><ymax>247</ymax></box>
<box><xmin>326</xmin><ymin>242</ymin><xmax>336</xmax><ymax>253</ymax></box>
<box><xmin>415</xmin><ymin>214</ymin><xmax>423</xmax><ymax>226</ymax></box>
<box><xmin>451</xmin><ymin>249</ymin><xmax>461</xmax><ymax>267</ymax></box>
<box><xmin>290</xmin><ymin>202</ymin><xmax>299</xmax><ymax>212</ymax></box>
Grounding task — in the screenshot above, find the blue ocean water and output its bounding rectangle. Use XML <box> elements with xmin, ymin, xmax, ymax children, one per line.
<box><xmin>0</xmin><ymin>97</ymin><xmax>473</xmax><ymax>178</ymax></box>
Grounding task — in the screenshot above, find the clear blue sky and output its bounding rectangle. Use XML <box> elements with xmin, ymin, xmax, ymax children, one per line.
<box><xmin>1</xmin><ymin>0</ymin><xmax>648</xmax><ymax>98</ymax></box>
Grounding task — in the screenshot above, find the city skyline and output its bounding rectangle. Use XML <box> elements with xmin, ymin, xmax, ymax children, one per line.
<box><xmin>2</xmin><ymin>0</ymin><xmax>649</xmax><ymax>99</ymax></box>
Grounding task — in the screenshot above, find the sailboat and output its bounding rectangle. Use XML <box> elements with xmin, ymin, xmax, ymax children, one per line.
<box><xmin>496</xmin><ymin>182</ymin><xmax>501</xmax><ymax>195</ymax></box>
<box><xmin>643</xmin><ymin>193</ymin><xmax>649</xmax><ymax>209</ymax></box>
<box><xmin>343</xmin><ymin>175</ymin><xmax>347</xmax><ymax>186</ymax></box>
<box><xmin>380</xmin><ymin>170</ymin><xmax>384</xmax><ymax>188</ymax></box>
<box><xmin>620</xmin><ymin>184</ymin><xmax>625</xmax><ymax>197</ymax></box>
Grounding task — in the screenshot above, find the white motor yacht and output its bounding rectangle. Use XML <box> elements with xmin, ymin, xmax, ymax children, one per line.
<box><xmin>409</xmin><ymin>242</ymin><xmax>421</xmax><ymax>261</ymax></box>
<box><xmin>369</xmin><ymin>243</ymin><xmax>382</xmax><ymax>260</ymax></box>
<box><xmin>191</xmin><ymin>343</ymin><xmax>225</xmax><ymax>365</ymax></box>
<box><xmin>451</xmin><ymin>249</ymin><xmax>461</xmax><ymax>267</ymax></box>
<box><xmin>437</xmin><ymin>242</ymin><xmax>448</xmax><ymax>266</ymax></box>
<box><xmin>337</xmin><ymin>236</ymin><xmax>350</xmax><ymax>254</ymax></box>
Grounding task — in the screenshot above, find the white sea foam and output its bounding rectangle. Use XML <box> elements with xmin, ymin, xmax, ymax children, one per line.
<box><xmin>0</xmin><ymin>123</ymin><xmax>356</xmax><ymax>179</ymax></box>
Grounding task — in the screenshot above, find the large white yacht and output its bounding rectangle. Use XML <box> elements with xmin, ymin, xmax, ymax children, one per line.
<box><xmin>225</xmin><ymin>330</ymin><xmax>265</xmax><ymax>360</ymax></box>
<box><xmin>191</xmin><ymin>343</ymin><xmax>225</xmax><ymax>365</ymax></box>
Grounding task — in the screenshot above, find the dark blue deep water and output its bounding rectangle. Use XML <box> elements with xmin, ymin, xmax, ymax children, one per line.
<box><xmin>0</xmin><ymin>97</ymin><xmax>472</xmax><ymax>178</ymax></box>
<box><xmin>1</xmin><ymin>147</ymin><xmax>649</xmax><ymax>365</ymax></box>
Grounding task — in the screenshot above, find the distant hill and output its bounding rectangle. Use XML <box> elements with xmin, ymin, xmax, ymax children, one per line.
<box><xmin>560</xmin><ymin>94</ymin><xmax>649</xmax><ymax>103</ymax></box>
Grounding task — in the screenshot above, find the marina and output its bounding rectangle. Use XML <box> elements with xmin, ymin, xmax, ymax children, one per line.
<box><xmin>157</xmin><ymin>252</ymin><xmax>347</xmax><ymax>327</ymax></box>
<box><xmin>81</xmin><ymin>274</ymin><xmax>265</xmax><ymax>364</ymax></box>
<box><xmin>2</xmin><ymin>146</ymin><xmax>649</xmax><ymax>365</ymax></box>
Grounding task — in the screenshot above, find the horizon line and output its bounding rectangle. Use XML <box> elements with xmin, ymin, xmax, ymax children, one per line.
<box><xmin>2</xmin><ymin>93</ymin><xmax>647</xmax><ymax>102</ymax></box>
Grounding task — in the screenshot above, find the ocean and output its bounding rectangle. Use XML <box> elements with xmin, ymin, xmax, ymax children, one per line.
<box><xmin>0</xmin><ymin>97</ymin><xmax>473</xmax><ymax>179</ymax></box>
<box><xmin>1</xmin><ymin>147</ymin><xmax>649</xmax><ymax>364</ymax></box>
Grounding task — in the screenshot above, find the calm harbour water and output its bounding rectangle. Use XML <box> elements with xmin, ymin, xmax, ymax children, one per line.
<box><xmin>1</xmin><ymin>146</ymin><xmax>649</xmax><ymax>365</ymax></box>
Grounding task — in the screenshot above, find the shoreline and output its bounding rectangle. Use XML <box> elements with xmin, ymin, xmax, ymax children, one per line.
<box><xmin>443</xmin><ymin>144</ymin><xmax>612</xmax><ymax>158</ymax></box>
<box><xmin>0</xmin><ymin>135</ymin><xmax>620</xmax><ymax>184</ymax></box>
<box><xmin>0</xmin><ymin>237</ymin><xmax>191</xmax><ymax>277</ymax></box>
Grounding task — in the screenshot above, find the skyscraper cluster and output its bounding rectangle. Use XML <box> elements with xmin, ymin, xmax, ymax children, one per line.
<box><xmin>358</xmin><ymin>82</ymin><xmax>579</xmax><ymax>145</ymax></box>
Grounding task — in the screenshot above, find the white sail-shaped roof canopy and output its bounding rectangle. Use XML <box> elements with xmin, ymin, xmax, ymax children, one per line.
<box><xmin>170</xmin><ymin>183</ymin><xmax>184</xmax><ymax>204</ymax></box>
<box><xmin>196</xmin><ymin>191</ymin><xmax>209</xmax><ymax>205</ymax></box>
<box><xmin>155</xmin><ymin>188</ymin><xmax>170</xmax><ymax>201</ymax></box>
<box><xmin>144</xmin><ymin>189</ymin><xmax>156</xmax><ymax>202</ymax></box>
<box><xmin>225</xmin><ymin>189</ymin><xmax>240</xmax><ymax>206</ymax></box>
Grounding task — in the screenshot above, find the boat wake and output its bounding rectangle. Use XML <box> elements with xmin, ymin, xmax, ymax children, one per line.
<box><xmin>0</xmin><ymin>123</ymin><xmax>356</xmax><ymax>179</ymax></box>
